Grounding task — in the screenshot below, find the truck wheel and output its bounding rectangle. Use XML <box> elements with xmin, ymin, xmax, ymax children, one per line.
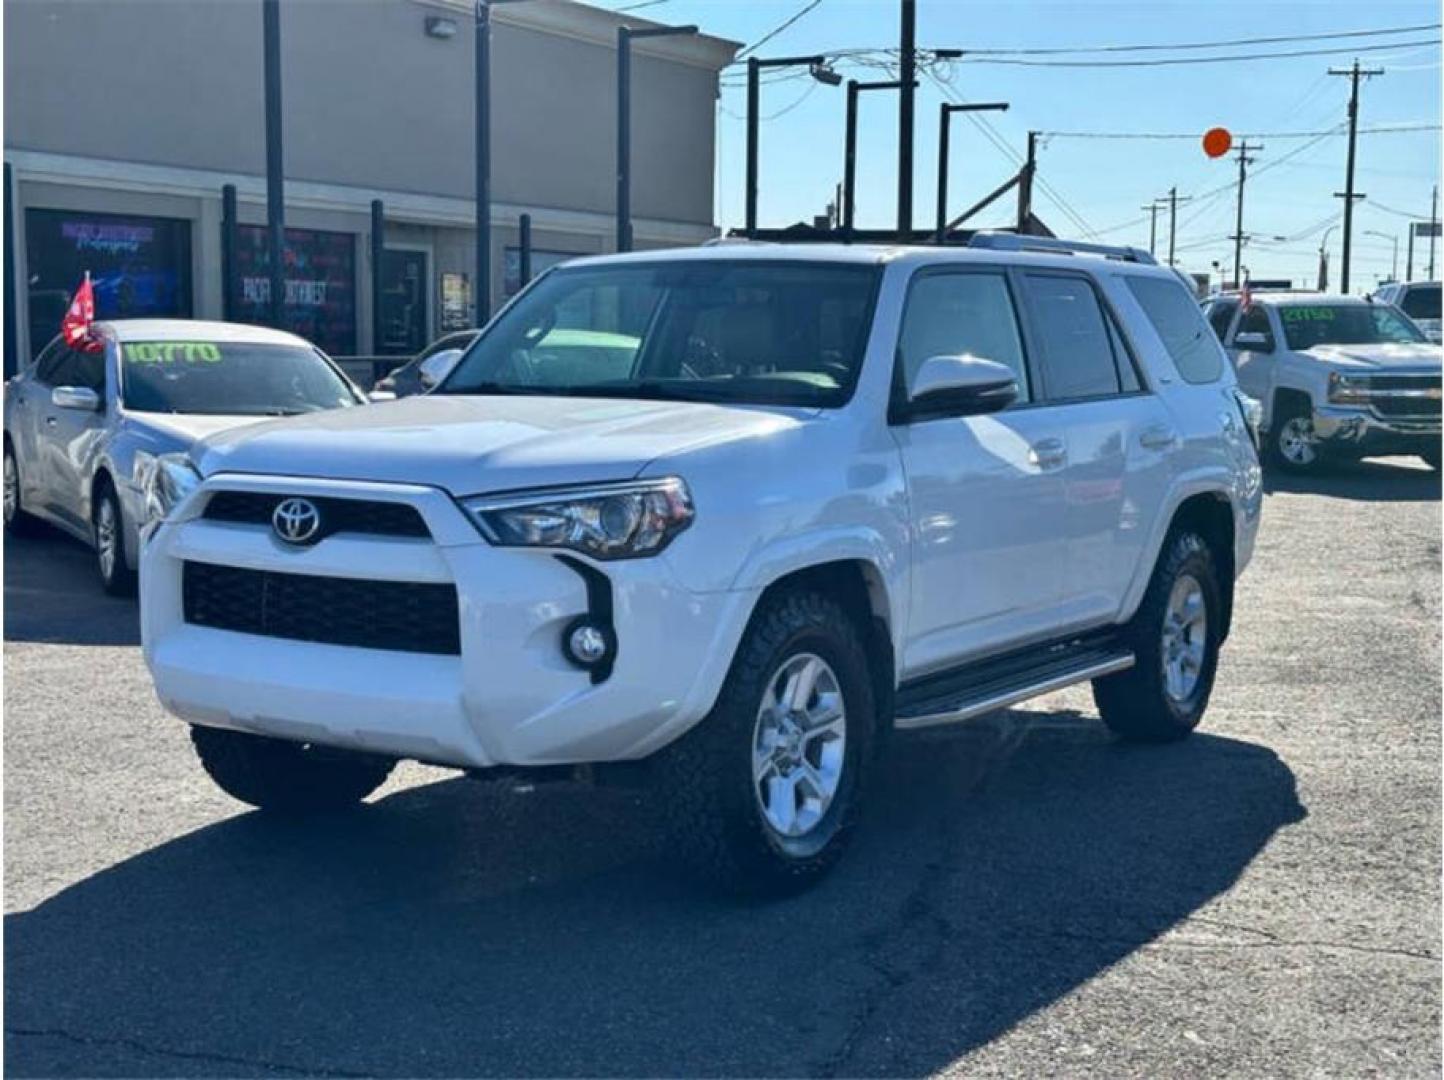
<box><xmin>1266</xmin><ymin>399</ymin><xmax>1325</xmax><ymax>474</ymax></box>
<box><xmin>656</xmin><ymin>589</ymin><xmax>877</xmax><ymax>896</ymax></box>
<box><xmin>1093</xmin><ymin>530</ymin><xmax>1222</xmax><ymax>743</ymax></box>
<box><xmin>190</xmin><ymin>726</ymin><xmax>395</xmax><ymax>813</ymax></box>
<box><xmin>93</xmin><ymin>483</ymin><xmax>137</xmax><ymax>597</ymax></box>
<box><xmin>3</xmin><ymin>441</ymin><xmax>38</xmax><ymax>536</ymax></box>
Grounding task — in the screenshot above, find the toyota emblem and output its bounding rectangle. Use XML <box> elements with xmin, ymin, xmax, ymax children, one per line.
<box><xmin>272</xmin><ymin>497</ymin><xmax>322</xmax><ymax>545</ymax></box>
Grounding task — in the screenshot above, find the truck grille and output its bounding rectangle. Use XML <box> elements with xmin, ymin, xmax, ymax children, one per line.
<box><xmin>202</xmin><ymin>491</ymin><xmax>430</xmax><ymax>539</ymax></box>
<box><xmin>1372</xmin><ymin>395</ymin><xmax>1442</xmax><ymax>418</ymax></box>
<box><xmin>182</xmin><ymin>560</ymin><xmax>460</xmax><ymax>655</ymax></box>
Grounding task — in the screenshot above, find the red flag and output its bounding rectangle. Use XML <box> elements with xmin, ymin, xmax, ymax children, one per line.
<box><xmin>60</xmin><ymin>272</ymin><xmax>100</xmax><ymax>351</ymax></box>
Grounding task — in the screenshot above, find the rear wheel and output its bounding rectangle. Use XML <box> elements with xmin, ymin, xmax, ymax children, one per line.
<box><xmin>191</xmin><ymin>726</ymin><xmax>396</xmax><ymax>813</ymax></box>
<box><xmin>3</xmin><ymin>442</ymin><xmax>38</xmax><ymax>536</ymax></box>
<box><xmin>656</xmin><ymin>589</ymin><xmax>876</xmax><ymax>895</ymax></box>
<box><xmin>93</xmin><ymin>483</ymin><xmax>137</xmax><ymax>597</ymax></box>
<box><xmin>1093</xmin><ymin>530</ymin><xmax>1222</xmax><ymax>743</ymax></box>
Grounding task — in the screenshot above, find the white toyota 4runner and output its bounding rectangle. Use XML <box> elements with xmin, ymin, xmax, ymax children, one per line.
<box><xmin>141</xmin><ymin>236</ymin><xmax>1262</xmax><ymax>893</ymax></box>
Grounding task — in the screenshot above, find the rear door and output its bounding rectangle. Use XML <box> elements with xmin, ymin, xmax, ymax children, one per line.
<box><xmin>1014</xmin><ymin>270</ymin><xmax>1174</xmax><ymax>625</ymax></box>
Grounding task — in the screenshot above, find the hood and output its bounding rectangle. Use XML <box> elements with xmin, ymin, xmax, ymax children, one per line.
<box><xmin>192</xmin><ymin>393</ymin><xmax>810</xmax><ymax>495</ymax></box>
<box><xmin>127</xmin><ymin>412</ymin><xmax>275</xmax><ymax>444</ymax></box>
<box><xmin>1300</xmin><ymin>342</ymin><xmax>1443</xmax><ymax>372</ymax></box>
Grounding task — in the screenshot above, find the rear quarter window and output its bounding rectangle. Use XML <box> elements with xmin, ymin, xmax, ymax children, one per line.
<box><xmin>1126</xmin><ymin>276</ymin><xmax>1225</xmax><ymax>384</ymax></box>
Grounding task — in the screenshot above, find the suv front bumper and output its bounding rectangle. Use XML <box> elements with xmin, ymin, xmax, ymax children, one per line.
<box><xmin>141</xmin><ymin>473</ymin><xmax>756</xmax><ymax>770</ymax></box>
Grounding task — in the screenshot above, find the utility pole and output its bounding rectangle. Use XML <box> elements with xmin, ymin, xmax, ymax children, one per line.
<box><xmin>897</xmin><ymin>0</ymin><xmax>916</xmax><ymax>238</ymax></box>
<box><xmin>1160</xmin><ymin>186</ymin><xmax>1192</xmax><ymax>267</ymax></box>
<box><xmin>1141</xmin><ymin>200</ymin><xmax>1162</xmax><ymax>256</ymax></box>
<box><xmin>935</xmin><ymin>100</ymin><xmax>1009</xmax><ymax>242</ymax></box>
<box><xmin>1430</xmin><ymin>184</ymin><xmax>1438</xmax><ymax>279</ymax></box>
<box><xmin>1016</xmin><ymin>130</ymin><xmax>1038</xmax><ymax>233</ymax></box>
<box><xmin>262</xmin><ymin>0</ymin><xmax>286</xmax><ymax>331</ymax></box>
<box><xmin>1229</xmin><ymin>141</ymin><xmax>1262</xmax><ymax>289</ymax></box>
<box><xmin>1330</xmin><ymin>59</ymin><xmax>1383</xmax><ymax>294</ymax></box>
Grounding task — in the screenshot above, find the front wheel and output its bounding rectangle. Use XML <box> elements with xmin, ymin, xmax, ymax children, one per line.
<box><xmin>191</xmin><ymin>726</ymin><xmax>396</xmax><ymax>813</ymax></box>
<box><xmin>656</xmin><ymin>590</ymin><xmax>877</xmax><ymax>896</ymax></box>
<box><xmin>1266</xmin><ymin>401</ymin><xmax>1326</xmax><ymax>474</ymax></box>
<box><xmin>1093</xmin><ymin>530</ymin><xmax>1223</xmax><ymax>743</ymax></box>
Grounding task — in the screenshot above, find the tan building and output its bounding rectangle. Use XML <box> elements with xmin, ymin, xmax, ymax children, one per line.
<box><xmin>3</xmin><ymin>0</ymin><xmax>737</xmax><ymax>366</ymax></box>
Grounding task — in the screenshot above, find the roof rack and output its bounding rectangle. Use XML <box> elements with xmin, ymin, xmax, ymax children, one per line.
<box><xmin>967</xmin><ymin>232</ymin><xmax>1157</xmax><ymax>265</ymax></box>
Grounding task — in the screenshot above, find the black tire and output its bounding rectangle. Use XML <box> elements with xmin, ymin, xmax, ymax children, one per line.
<box><xmin>1265</xmin><ymin>397</ymin><xmax>1326</xmax><ymax>474</ymax></box>
<box><xmin>3</xmin><ymin>440</ymin><xmax>39</xmax><ymax>536</ymax></box>
<box><xmin>190</xmin><ymin>726</ymin><xmax>395</xmax><ymax>813</ymax></box>
<box><xmin>655</xmin><ymin>589</ymin><xmax>877</xmax><ymax>896</ymax></box>
<box><xmin>1420</xmin><ymin>445</ymin><xmax>1441</xmax><ymax>471</ymax></box>
<box><xmin>93</xmin><ymin>481</ymin><xmax>137</xmax><ymax>597</ymax></box>
<box><xmin>1093</xmin><ymin>530</ymin><xmax>1223</xmax><ymax>743</ymax></box>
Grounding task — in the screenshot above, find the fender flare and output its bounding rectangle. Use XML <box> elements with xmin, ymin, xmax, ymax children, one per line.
<box><xmin>1118</xmin><ymin>469</ymin><xmax>1239</xmax><ymax>623</ymax></box>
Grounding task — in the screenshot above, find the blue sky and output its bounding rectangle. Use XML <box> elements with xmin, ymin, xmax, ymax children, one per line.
<box><xmin>598</xmin><ymin>0</ymin><xmax>1441</xmax><ymax>289</ymax></box>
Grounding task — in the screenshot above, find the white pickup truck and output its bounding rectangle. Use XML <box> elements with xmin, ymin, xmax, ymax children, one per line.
<box><xmin>140</xmin><ymin>236</ymin><xmax>1262</xmax><ymax>893</ymax></box>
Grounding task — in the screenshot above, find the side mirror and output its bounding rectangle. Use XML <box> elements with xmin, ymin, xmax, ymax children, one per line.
<box><xmin>51</xmin><ymin>385</ymin><xmax>101</xmax><ymax>411</ymax></box>
<box><xmin>900</xmin><ymin>355</ymin><xmax>1018</xmax><ymax>421</ymax></box>
<box><xmin>418</xmin><ymin>348</ymin><xmax>463</xmax><ymax>391</ymax></box>
<box><xmin>1233</xmin><ymin>331</ymin><xmax>1272</xmax><ymax>352</ymax></box>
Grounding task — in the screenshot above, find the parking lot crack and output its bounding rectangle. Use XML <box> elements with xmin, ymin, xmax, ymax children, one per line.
<box><xmin>5</xmin><ymin>1026</ymin><xmax>370</xmax><ymax>1078</ymax></box>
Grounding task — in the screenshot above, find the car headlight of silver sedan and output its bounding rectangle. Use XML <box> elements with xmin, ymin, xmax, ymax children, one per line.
<box><xmin>461</xmin><ymin>477</ymin><xmax>694</xmax><ymax>559</ymax></box>
<box><xmin>136</xmin><ymin>451</ymin><xmax>203</xmax><ymax>528</ymax></box>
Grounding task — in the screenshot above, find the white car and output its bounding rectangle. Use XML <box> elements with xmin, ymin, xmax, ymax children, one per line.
<box><xmin>140</xmin><ymin>236</ymin><xmax>1262</xmax><ymax>893</ymax></box>
<box><xmin>1372</xmin><ymin>281</ymin><xmax>1441</xmax><ymax>344</ymax></box>
<box><xmin>1205</xmin><ymin>293</ymin><xmax>1442</xmax><ymax>472</ymax></box>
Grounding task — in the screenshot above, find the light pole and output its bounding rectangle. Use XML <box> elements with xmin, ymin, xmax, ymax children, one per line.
<box><xmin>1319</xmin><ymin>224</ymin><xmax>1337</xmax><ymax>292</ymax></box>
<box><xmin>842</xmin><ymin>78</ymin><xmax>908</xmax><ymax>235</ymax></box>
<box><xmin>935</xmin><ymin>100</ymin><xmax>1008</xmax><ymax>242</ymax></box>
<box><xmin>745</xmin><ymin>55</ymin><xmax>840</xmax><ymax>237</ymax></box>
<box><xmin>617</xmin><ymin>22</ymin><xmax>698</xmax><ymax>252</ymax></box>
<box><xmin>1364</xmin><ymin>229</ymin><xmax>1398</xmax><ymax>282</ymax></box>
<box><xmin>474</xmin><ymin>0</ymin><xmax>529</xmax><ymax>325</ymax></box>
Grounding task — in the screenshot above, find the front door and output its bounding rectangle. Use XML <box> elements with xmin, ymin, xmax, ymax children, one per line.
<box><xmin>36</xmin><ymin>342</ymin><xmax>108</xmax><ymax>531</ymax></box>
<box><xmin>892</xmin><ymin>267</ymin><xmax>1070</xmax><ymax>677</ymax></box>
<box><xmin>379</xmin><ymin>250</ymin><xmax>428</xmax><ymax>355</ymax></box>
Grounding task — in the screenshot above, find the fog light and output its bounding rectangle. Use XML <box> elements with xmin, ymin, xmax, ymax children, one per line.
<box><xmin>564</xmin><ymin>620</ymin><xmax>612</xmax><ymax>668</ymax></box>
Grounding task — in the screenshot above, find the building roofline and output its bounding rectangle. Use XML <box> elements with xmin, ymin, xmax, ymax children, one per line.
<box><xmin>412</xmin><ymin>0</ymin><xmax>741</xmax><ymax>71</ymax></box>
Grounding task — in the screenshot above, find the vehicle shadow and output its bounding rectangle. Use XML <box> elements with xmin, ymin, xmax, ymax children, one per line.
<box><xmin>3</xmin><ymin>524</ymin><xmax>139</xmax><ymax>646</ymax></box>
<box><xmin>5</xmin><ymin>715</ymin><xmax>1304</xmax><ymax>1077</ymax></box>
<box><xmin>1263</xmin><ymin>455</ymin><xmax>1441</xmax><ymax>502</ymax></box>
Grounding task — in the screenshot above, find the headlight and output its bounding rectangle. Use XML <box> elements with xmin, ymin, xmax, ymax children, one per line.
<box><xmin>1327</xmin><ymin>371</ymin><xmax>1372</xmax><ymax>405</ymax></box>
<box><xmin>138</xmin><ymin>452</ymin><xmax>203</xmax><ymax>527</ymax></box>
<box><xmin>461</xmin><ymin>477</ymin><xmax>694</xmax><ymax>559</ymax></box>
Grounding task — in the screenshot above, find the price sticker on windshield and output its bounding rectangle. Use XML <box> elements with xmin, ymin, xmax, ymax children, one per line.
<box><xmin>123</xmin><ymin>342</ymin><xmax>224</xmax><ymax>363</ymax></box>
<box><xmin>1279</xmin><ymin>307</ymin><xmax>1337</xmax><ymax>323</ymax></box>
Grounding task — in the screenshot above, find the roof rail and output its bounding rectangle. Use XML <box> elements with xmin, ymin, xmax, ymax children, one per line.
<box><xmin>967</xmin><ymin>232</ymin><xmax>1158</xmax><ymax>265</ymax></box>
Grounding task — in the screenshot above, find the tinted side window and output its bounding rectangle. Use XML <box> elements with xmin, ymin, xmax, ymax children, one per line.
<box><xmin>65</xmin><ymin>346</ymin><xmax>106</xmax><ymax>392</ymax></box>
<box><xmin>1206</xmin><ymin>300</ymin><xmax>1238</xmax><ymax>341</ymax></box>
<box><xmin>1021</xmin><ymin>273</ymin><xmax>1121</xmax><ymax>401</ymax></box>
<box><xmin>1237</xmin><ymin>305</ymin><xmax>1274</xmax><ymax>347</ymax></box>
<box><xmin>33</xmin><ymin>339</ymin><xmax>69</xmax><ymax>384</ymax></box>
<box><xmin>896</xmin><ymin>271</ymin><xmax>1030</xmax><ymax>404</ymax></box>
<box><xmin>1127</xmin><ymin>276</ymin><xmax>1224</xmax><ymax>384</ymax></box>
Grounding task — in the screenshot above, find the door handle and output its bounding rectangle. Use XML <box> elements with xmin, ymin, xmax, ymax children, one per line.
<box><xmin>1028</xmin><ymin>437</ymin><xmax>1067</xmax><ymax>470</ymax></box>
<box><xmin>1139</xmin><ymin>424</ymin><xmax>1178</xmax><ymax>450</ymax></box>
<box><xmin>45</xmin><ymin>416</ymin><xmax>58</xmax><ymax>427</ymax></box>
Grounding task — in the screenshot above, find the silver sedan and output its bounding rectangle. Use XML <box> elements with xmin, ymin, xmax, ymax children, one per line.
<box><xmin>3</xmin><ymin>319</ymin><xmax>365</xmax><ymax>594</ymax></box>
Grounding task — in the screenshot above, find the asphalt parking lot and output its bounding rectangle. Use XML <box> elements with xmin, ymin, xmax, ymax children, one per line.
<box><xmin>4</xmin><ymin>458</ymin><xmax>1441</xmax><ymax>1078</ymax></box>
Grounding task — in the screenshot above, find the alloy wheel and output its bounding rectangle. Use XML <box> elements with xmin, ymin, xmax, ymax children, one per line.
<box><xmin>1278</xmin><ymin>416</ymin><xmax>1318</xmax><ymax>466</ymax></box>
<box><xmin>1161</xmin><ymin>573</ymin><xmax>1208</xmax><ymax>703</ymax></box>
<box><xmin>96</xmin><ymin>496</ymin><xmax>118</xmax><ymax>583</ymax></box>
<box><xmin>3</xmin><ymin>452</ymin><xmax>17</xmax><ymax>524</ymax></box>
<box><xmin>752</xmin><ymin>653</ymin><xmax>847</xmax><ymax>839</ymax></box>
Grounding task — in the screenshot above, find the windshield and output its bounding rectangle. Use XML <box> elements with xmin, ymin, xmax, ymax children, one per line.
<box><xmin>440</xmin><ymin>260</ymin><xmax>882</xmax><ymax>407</ymax></box>
<box><xmin>1401</xmin><ymin>285</ymin><xmax>1441</xmax><ymax>320</ymax></box>
<box><xmin>1279</xmin><ymin>304</ymin><xmax>1427</xmax><ymax>350</ymax></box>
<box><xmin>120</xmin><ymin>341</ymin><xmax>360</xmax><ymax>416</ymax></box>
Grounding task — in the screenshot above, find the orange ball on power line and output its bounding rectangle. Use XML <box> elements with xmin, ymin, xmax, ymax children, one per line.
<box><xmin>1203</xmin><ymin>127</ymin><xmax>1233</xmax><ymax>159</ymax></box>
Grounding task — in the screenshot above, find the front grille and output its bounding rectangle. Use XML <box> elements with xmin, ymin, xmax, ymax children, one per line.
<box><xmin>202</xmin><ymin>491</ymin><xmax>430</xmax><ymax>539</ymax></box>
<box><xmin>183</xmin><ymin>561</ymin><xmax>460</xmax><ymax>655</ymax></box>
<box><xmin>1371</xmin><ymin>394</ymin><xmax>1442</xmax><ymax>418</ymax></box>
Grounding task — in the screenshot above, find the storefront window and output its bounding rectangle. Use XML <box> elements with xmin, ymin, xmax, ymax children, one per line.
<box><xmin>25</xmin><ymin>209</ymin><xmax>193</xmax><ymax>359</ymax></box>
<box><xmin>236</xmin><ymin>225</ymin><xmax>356</xmax><ymax>356</ymax></box>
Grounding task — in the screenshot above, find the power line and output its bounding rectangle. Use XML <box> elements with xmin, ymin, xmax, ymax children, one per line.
<box><xmin>615</xmin><ymin>0</ymin><xmax>672</xmax><ymax>12</ymax></box>
<box><xmin>1038</xmin><ymin>123</ymin><xmax>1439</xmax><ymax>139</ymax></box>
<box><xmin>732</xmin><ymin>0</ymin><xmax>825</xmax><ymax>63</ymax></box>
<box><xmin>958</xmin><ymin>22</ymin><xmax>1440</xmax><ymax>56</ymax></box>
<box><xmin>956</xmin><ymin>38</ymin><xmax>1438</xmax><ymax>68</ymax></box>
